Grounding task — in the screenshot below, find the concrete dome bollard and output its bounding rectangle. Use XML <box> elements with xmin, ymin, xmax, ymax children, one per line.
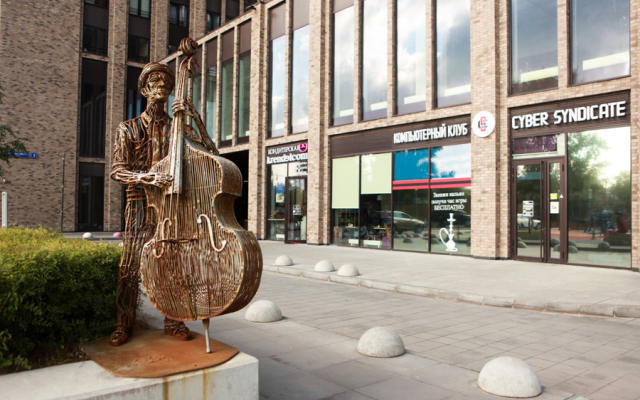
<box><xmin>550</xmin><ymin>237</ymin><xmax>560</xmax><ymax>246</ymax></box>
<box><xmin>517</xmin><ymin>241</ymin><xmax>527</xmax><ymax>249</ymax></box>
<box><xmin>245</xmin><ymin>300</ymin><xmax>283</xmax><ymax>323</ymax></box>
<box><xmin>337</xmin><ymin>264</ymin><xmax>359</xmax><ymax>276</ymax></box>
<box><xmin>568</xmin><ymin>246</ymin><xmax>579</xmax><ymax>253</ymax></box>
<box><xmin>82</xmin><ymin>232</ymin><xmax>93</xmax><ymax>240</ymax></box>
<box><xmin>314</xmin><ymin>260</ymin><xmax>335</xmax><ymax>272</ymax></box>
<box><xmin>275</xmin><ymin>255</ymin><xmax>294</xmax><ymax>266</ymax></box>
<box><xmin>478</xmin><ymin>357</ymin><xmax>541</xmax><ymax>398</ymax></box>
<box><xmin>357</xmin><ymin>327</ymin><xmax>405</xmax><ymax>358</ymax></box>
<box><xmin>598</xmin><ymin>242</ymin><xmax>611</xmax><ymax>251</ymax></box>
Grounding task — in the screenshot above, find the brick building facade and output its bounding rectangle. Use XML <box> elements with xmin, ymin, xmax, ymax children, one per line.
<box><xmin>1</xmin><ymin>0</ymin><xmax>638</xmax><ymax>271</ymax></box>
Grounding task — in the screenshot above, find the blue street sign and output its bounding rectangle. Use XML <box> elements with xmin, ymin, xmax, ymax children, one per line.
<box><xmin>8</xmin><ymin>152</ymin><xmax>38</xmax><ymax>159</ymax></box>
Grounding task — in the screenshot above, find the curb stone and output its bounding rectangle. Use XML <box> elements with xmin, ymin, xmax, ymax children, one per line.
<box><xmin>262</xmin><ymin>265</ymin><xmax>640</xmax><ymax>318</ymax></box>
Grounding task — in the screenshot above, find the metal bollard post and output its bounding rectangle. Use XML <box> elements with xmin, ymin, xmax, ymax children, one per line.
<box><xmin>1</xmin><ymin>192</ymin><xmax>7</xmax><ymax>229</ymax></box>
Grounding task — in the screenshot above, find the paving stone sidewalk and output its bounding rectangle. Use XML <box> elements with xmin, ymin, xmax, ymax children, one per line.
<box><xmin>259</xmin><ymin>241</ymin><xmax>640</xmax><ymax>318</ymax></box>
<box><xmin>141</xmin><ymin>273</ymin><xmax>640</xmax><ymax>400</ymax></box>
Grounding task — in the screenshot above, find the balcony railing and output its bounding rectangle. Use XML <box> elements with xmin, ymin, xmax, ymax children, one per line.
<box><xmin>130</xmin><ymin>7</ymin><xmax>150</xmax><ymax>18</ymax></box>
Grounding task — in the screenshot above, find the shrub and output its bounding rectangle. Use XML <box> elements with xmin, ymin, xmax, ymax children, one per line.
<box><xmin>0</xmin><ymin>227</ymin><xmax>122</xmax><ymax>371</ymax></box>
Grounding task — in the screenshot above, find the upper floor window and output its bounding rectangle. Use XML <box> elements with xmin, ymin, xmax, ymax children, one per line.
<box><xmin>396</xmin><ymin>0</ymin><xmax>426</xmax><ymax>115</ymax></box>
<box><xmin>362</xmin><ymin>0</ymin><xmax>387</xmax><ymax>121</ymax></box>
<box><xmin>435</xmin><ymin>0</ymin><xmax>470</xmax><ymax>108</ymax></box>
<box><xmin>85</xmin><ymin>0</ymin><xmax>109</xmax><ymax>8</ymax></box>
<box><xmin>206</xmin><ymin>12</ymin><xmax>221</xmax><ymax>32</ymax></box>
<box><xmin>268</xmin><ymin>4</ymin><xmax>286</xmax><ymax>138</ymax></box>
<box><xmin>511</xmin><ymin>0</ymin><xmax>557</xmax><ymax>95</ymax></box>
<box><xmin>291</xmin><ymin>0</ymin><xmax>310</xmax><ymax>134</ymax></box>
<box><xmin>83</xmin><ymin>25</ymin><xmax>108</xmax><ymax>56</ymax></box>
<box><xmin>130</xmin><ymin>0</ymin><xmax>150</xmax><ymax>18</ymax></box>
<box><xmin>332</xmin><ymin>1</ymin><xmax>354</xmax><ymax>127</ymax></box>
<box><xmin>128</xmin><ymin>35</ymin><xmax>150</xmax><ymax>63</ymax></box>
<box><xmin>170</xmin><ymin>3</ymin><xmax>189</xmax><ymax>27</ymax></box>
<box><xmin>571</xmin><ymin>0</ymin><xmax>629</xmax><ymax>84</ymax></box>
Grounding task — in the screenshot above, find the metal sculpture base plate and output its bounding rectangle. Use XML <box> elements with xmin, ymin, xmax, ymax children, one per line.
<box><xmin>82</xmin><ymin>329</ymin><xmax>239</xmax><ymax>378</ymax></box>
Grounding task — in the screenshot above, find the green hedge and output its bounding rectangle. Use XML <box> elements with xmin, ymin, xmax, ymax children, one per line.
<box><xmin>0</xmin><ymin>227</ymin><xmax>122</xmax><ymax>371</ymax></box>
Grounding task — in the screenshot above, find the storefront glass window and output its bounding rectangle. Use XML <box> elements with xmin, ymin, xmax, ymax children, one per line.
<box><xmin>567</xmin><ymin>127</ymin><xmax>631</xmax><ymax>268</ymax></box>
<box><xmin>267</xmin><ymin>164</ymin><xmax>287</xmax><ymax>240</ymax></box>
<box><xmin>332</xmin><ymin>157</ymin><xmax>360</xmax><ymax>246</ymax></box>
<box><xmin>571</xmin><ymin>0</ymin><xmax>630</xmax><ymax>84</ymax></box>
<box><xmin>269</xmin><ymin>36</ymin><xmax>286</xmax><ymax>137</ymax></box>
<box><xmin>435</xmin><ymin>0</ymin><xmax>471</xmax><ymax>108</ymax></box>
<box><xmin>360</xmin><ymin>153</ymin><xmax>392</xmax><ymax>249</ymax></box>
<box><xmin>220</xmin><ymin>59</ymin><xmax>233</xmax><ymax>142</ymax></box>
<box><xmin>511</xmin><ymin>0</ymin><xmax>557</xmax><ymax>95</ymax></box>
<box><xmin>292</xmin><ymin>25</ymin><xmax>310</xmax><ymax>134</ymax></box>
<box><xmin>333</xmin><ymin>7</ymin><xmax>354</xmax><ymax>126</ymax></box>
<box><xmin>205</xmin><ymin>66</ymin><xmax>217</xmax><ymax>141</ymax></box>
<box><xmin>192</xmin><ymin>73</ymin><xmax>202</xmax><ymax>115</ymax></box>
<box><xmin>238</xmin><ymin>52</ymin><xmax>251</xmax><ymax>139</ymax></box>
<box><xmin>362</xmin><ymin>0</ymin><xmax>387</xmax><ymax>121</ymax></box>
<box><xmin>396</xmin><ymin>0</ymin><xmax>426</xmax><ymax>115</ymax></box>
<box><xmin>430</xmin><ymin>144</ymin><xmax>472</xmax><ymax>255</ymax></box>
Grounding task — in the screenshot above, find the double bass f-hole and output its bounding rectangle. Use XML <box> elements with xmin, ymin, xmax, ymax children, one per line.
<box><xmin>197</xmin><ymin>214</ymin><xmax>227</xmax><ymax>253</ymax></box>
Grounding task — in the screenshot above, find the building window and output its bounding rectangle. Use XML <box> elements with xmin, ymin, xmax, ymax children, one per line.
<box><xmin>170</xmin><ymin>2</ymin><xmax>189</xmax><ymax>27</ymax></box>
<box><xmin>332</xmin><ymin>156</ymin><xmax>360</xmax><ymax>246</ymax></box>
<box><xmin>83</xmin><ymin>26</ymin><xmax>108</xmax><ymax>56</ymax></box>
<box><xmin>267</xmin><ymin>164</ymin><xmax>288</xmax><ymax>240</ymax></box>
<box><xmin>126</xmin><ymin>67</ymin><xmax>147</xmax><ymax>120</ymax></box>
<box><xmin>435</xmin><ymin>0</ymin><xmax>470</xmax><ymax>108</ymax></box>
<box><xmin>511</xmin><ymin>0</ymin><xmax>557</xmax><ymax>95</ymax></box>
<box><xmin>291</xmin><ymin>0</ymin><xmax>309</xmax><ymax>134</ymax></box>
<box><xmin>268</xmin><ymin>5</ymin><xmax>286</xmax><ymax>138</ymax></box>
<box><xmin>396</xmin><ymin>0</ymin><xmax>426</xmax><ymax>115</ymax></box>
<box><xmin>571</xmin><ymin>0</ymin><xmax>629</xmax><ymax>84</ymax></box>
<box><xmin>80</xmin><ymin>59</ymin><xmax>107</xmax><ymax>158</ymax></box>
<box><xmin>332</xmin><ymin>5</ymin><xmax>354</xmax><ymax>126</ymax></box>
<box><xmin>238</xmin><ymin>52</ymin><xmax>251</xmax><ymax>140</ymax></box>
<box><xmin>205</xmin><ymin>39</ymin><xmax>218</xmax><ymax>142</ymax></box>
<box><xmin>129</xmin><ymin>0</ymin><xmax>150</xmax><ymax>18</ymax></box>
<box><xmin>220</xmin><ymin>59</ymin><xmax>233</xmax><ymax>142</ymax></box>
<box><xmin>192</xmin><ymin>48</ymin><xmax>202</xmax><ymax>116</ymax></box>
<box><xmin>568</xmin><ymin>127</ymin><xmax>631</xmax><ymax>267</ymax></box>
<box><xmin>85</xmin><ymin>0</ymin><xmax>109</xmax><ymax>8</ymax></box>
<box><xmin>362</xmin><ymin>0</ymin><xmax>387</xmax><ymax>121</ymax></box>
<box><xmin>206</xmin><ymin>12</ymin><xmax>221</xmax><ymax>32</ymax></box>
<box><xmin>128</xmin><ymin>35</ymin><xmax>150</xmax><ymax>63</ymax></box>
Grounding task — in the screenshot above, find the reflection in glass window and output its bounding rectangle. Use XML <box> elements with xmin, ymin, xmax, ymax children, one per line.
<box><xmin>511</xmin><ymin>0</ymin><xmax>557</xmax><ymax>94</ymax></box>
<box><xmin>393</xmin><ymin>190</ymin><xmax>429</xmax><ymax>252</ymax></box>
<box><xmin>292</xmin><ymin>26</ymin><xmax>310</xmax><ymax>134</ymax></box>
<box><xmin>267</xmin><ymin>164</ymin><xmax>287</xmax><ymax>240</ymax></box>
<box><xmin>220</xmin><ymin>59</ymin><xmax>233</xmax><ymax>142</ymax></box>
<box><xmin>362</xmin><ymin>0</ymin><xmax>387</xmax><ymax>121</ymax></box>
<box><xmin>436</xmin><ymin>0</ymin><xmax>470</xmax><ymax>108</ymax></box>
<box><xmin>333</xmin><ymin>7</ymin><xmax>354</xmax><ymax>126</ymax></box>
<box><xmin>269</xmin><ymin>36</ymin><xmax>286</xmax><ymax>137</ymax></box>
<box><xmin>430</xmin><ymin>188</ymin><xmax>471</xmax><ymax>255</ymax></box>
<box><xmin>206</xmin><ymin>66</ymin><xmax>217</xmax><ymax>141</ymax></box>
<box><xmin>360</xmin><ymin>153</ymin><xmax>392</xmax><ymax>249</ymax></box>
<box><xmin>192</xmin><ymin>73</ymin><xmax>202</xmax><ymax>115</ymax></box>
<box><xmin>567</xmin><ymin>127</ymin><xmax>631</xmax><ymax>268</ymax></box>
<box><xmin>431</xmin><ymin>144</ymin><xmax>471</xmax><ymax>179</ymax></box>
<box><xmin>397</xmin><ymin>0</ymin><xmax>426</xmax><ymax>115</ymax></box>
<box><xmin>572</xmin><ymin>0</ymin><xmax>629</xmax><ymax>84</ymax></box>
<box><xmin>238</xmin><ymin>52</ymin><xmax>251</xmax><ymax>139</ymax></box>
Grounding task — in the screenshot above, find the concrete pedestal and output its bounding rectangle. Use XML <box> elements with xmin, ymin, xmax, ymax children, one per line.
<box><xmin>2</xmin><ymin>352</ymin><xmax>258</xmax><ymax>400</ymax></box>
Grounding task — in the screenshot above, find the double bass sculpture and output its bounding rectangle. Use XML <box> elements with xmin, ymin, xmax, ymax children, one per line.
<box><xmin>140</xmin><ymin>38</ymin><xmax>262</xmax><ymax>353</ymax></box>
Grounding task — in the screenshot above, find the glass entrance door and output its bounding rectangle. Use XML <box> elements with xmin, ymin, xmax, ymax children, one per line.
<box><xmin>512</xmin><ymin>158</ymin><xmax>566</xmax><ymax>263</ymax></box>
<box><xmin>285</xmin><ymin>177</ymin><xmax>307</xmax><ymax>243</ymax></box>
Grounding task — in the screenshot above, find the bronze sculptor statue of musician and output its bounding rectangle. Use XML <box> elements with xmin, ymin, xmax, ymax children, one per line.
<box><xmin>109</xmin><ymin>62</ymin><xmax>191</xmax><ymax>346</ymax></box>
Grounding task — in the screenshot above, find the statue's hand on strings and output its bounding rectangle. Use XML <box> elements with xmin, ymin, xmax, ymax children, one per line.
<box><xmin>172</xmin><ymin>99</ymin><xmax>199</xmax><ymax>118</ymax></box>
<box><xmin>138</xmin><ymin>172</ymin><xmax>173</xmax><ymax>188</ymax></box>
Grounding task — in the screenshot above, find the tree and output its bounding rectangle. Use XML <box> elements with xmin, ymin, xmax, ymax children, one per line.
<box><xmin>0</xmin><ymin>84</ymin><xmax>29</xmax><ymax>178</ymax></box>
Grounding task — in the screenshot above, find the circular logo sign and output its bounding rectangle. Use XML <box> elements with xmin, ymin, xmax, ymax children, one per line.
<box><xmin>298</xmin><ymin>143</ymin><xmax>308</xmax><ymax>153</ymax></box>
<box><xmin>472</xmin><ymin>111</ymin><xmax>496</xmax><ymax>138</ymax></box>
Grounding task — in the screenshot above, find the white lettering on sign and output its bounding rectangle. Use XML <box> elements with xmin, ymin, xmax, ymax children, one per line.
<box><xmin>266</xmin><ymin>153</ymin><xmax>309</xmax><ymax>165</ymax></box>
<box><xmin>512</xmin><ymin>101</ymin><xmax>626</xmax><ymax>130</ymax></box>
<box><xmin>393</xmin><ymin>123</ymin><xmax>468</xmax><ymax>145</ymax></box>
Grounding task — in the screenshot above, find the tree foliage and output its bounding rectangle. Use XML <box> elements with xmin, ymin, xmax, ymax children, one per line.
<box><xmin>0</xmin><ymin>84</ymin><xmax>29</xmax><ymax>178</ymax></box>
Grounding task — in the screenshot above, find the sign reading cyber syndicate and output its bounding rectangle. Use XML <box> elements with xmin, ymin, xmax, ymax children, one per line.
<box><xmin>512</xmin><ymin>101</ymin><xmax>627</xmax><ymax>130</ymax></box>
<box><xmin>393</xmin><ymin>123</ymin><xmax>469</xmax><ymax>145</ymax></box>
<box><xmin>266</xmin><ymin>142</ymin><xmax>308</xmax><ymax>165</ymax></box>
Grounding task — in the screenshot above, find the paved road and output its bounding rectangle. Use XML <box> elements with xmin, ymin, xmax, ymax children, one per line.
<box><xmin>142</xmin><ymin>272</ymin><xmax>640</xmax><ymax>400</ymax></box>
